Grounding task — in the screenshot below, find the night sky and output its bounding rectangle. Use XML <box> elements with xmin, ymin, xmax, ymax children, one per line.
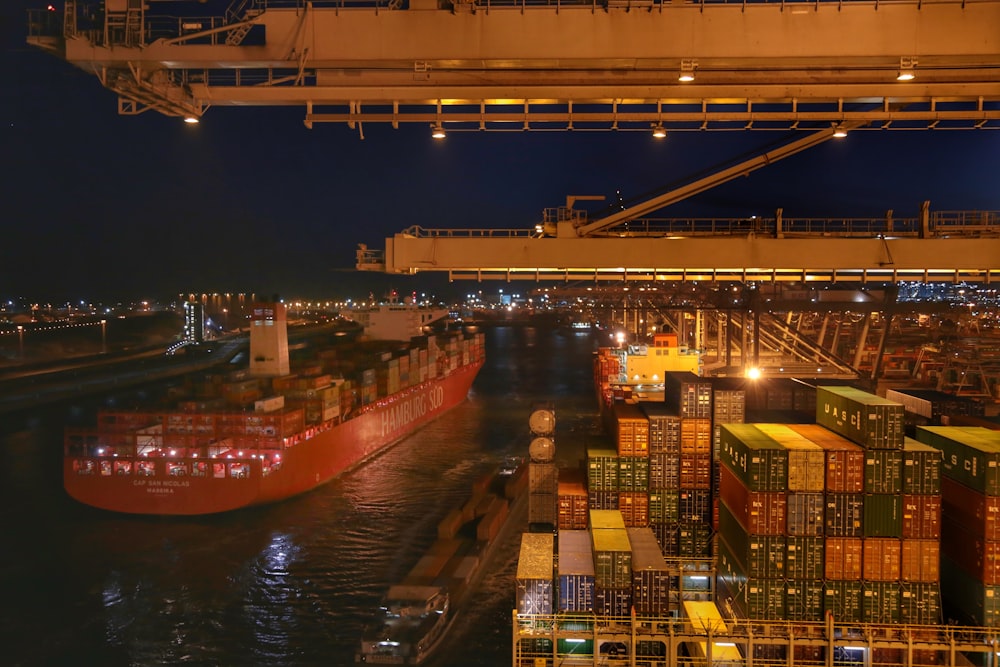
<box><xmin>4</xmin><ymin>1</ymin><xmax>999</xmax><ymax>304</ymax></box>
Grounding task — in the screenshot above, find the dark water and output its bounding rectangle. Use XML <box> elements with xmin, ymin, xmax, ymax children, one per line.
<box><xmin>0</xmin><ymin>326</ymin><xmax>607</xmax><ymax>667</ymax></box>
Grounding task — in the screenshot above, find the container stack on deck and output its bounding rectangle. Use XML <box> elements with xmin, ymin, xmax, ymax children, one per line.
<box><xmin>916</xmin><ymin>425</ymin><xmax>1000</xmax><ymax>627</ymax></box>
<box><xmin>516</xmin><ymin>365</ymin><xmax>1000</xmax><ymax>664</ymax></box>
<box><xmin>641</xmin><ymin>403</ymin><xmax>683</xmax><ymax>554</ymax></box>
<box><xmin>528</xmin><ymin>404</ymin><xmax>558</xmax><ymax>531</ymax></box>
<box><xmin>716</xmin><ymin>388</ymin><xmax>945</xmax><ymax>637</ymax></box>
<box><xmin>665</xmin><ymin>372</ymin><xmax>715</xmax><ymax>559</ymax></box>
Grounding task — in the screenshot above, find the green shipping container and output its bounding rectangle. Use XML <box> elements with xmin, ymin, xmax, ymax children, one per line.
<box><xmin>902</xmin><ymin>438</ymin><xmax>943</xmax><ymax>495</ymax></box>
<box><xmin>899</xmin><ymin>582</ymin><xmax>942</xmax><ymax>625</ymax></box>
<box><xmin>816</xmin><ymin>386</ymin><xmax>905</xmax><ymax>450</ymax></box>
<box><xmin>591</xmin><ymin>526</ymin><xmax>632</xmax><ymax>589</ymax></box>
<box><xmin>587</xmin><ymin>448</ymin><xmax>619</xmax><ymax>491</ymax></box>
<box><xmin>786</xmin><ymin>580</ymin><xmax>824</xmax><ymax>621</ymax></box>
<box><xmin>823</xmin><ymin>580</ymin><xmax>864</xmax><ymax>623</ymax></box>
<box><xmin>618</xmin><ymin>456</ymin><xmax>650</xmax><ymax>492</ymax></box>
<box><xmin>864</xmin><ymin>449</ymin><xmax>903</xmax><ymax>494</ymax></box>
<box><xmin>648</xmin><ymin>490</ymin><xmax>679</xmax><ymax>524</ymax></box>
<box><xmin>719</xmin><ymin>424</ymin><xmax>788</xmax><ymax>492</ymax></box>
<box><xmin>863</xmin><ymin>494</ymin><xmax>903</xmax><ymax>538</ymax></box>
<box><xmin>677</xmin><ymin>521</ymin><xmax>712</xmax><ymax>558</ymax></box>
<box><xmin>786</xmin><ymin>536</ymin><xmax>825</xmax><ymax>581</ymax></box>
<box><xmin>941</xmin><ymin>555</ymin><xmax>1000</xmax><ymax>627</ymax></box>
<box><xmin>718</xmin><ymin>502</ymin><xmax>785</xmax><ymax>579</ymax></box>
<box><xmin>755</xmin><ymin>423</ymin><xmax>825</xmax><ymax>492</ymax></box>
<box><xmin>915</xmin><ymin>426</ymin><xmax>1000</xmax><ymax>496</ymax></box>
<box><xmin>862</xmin><ymin>581</ymin><xmax>901</xmax><ymax>623</ymax></box>
<box><xmin>742</xmin><ymin>577</ymin><xmax>787</xmax><ymax>621</ymax></box>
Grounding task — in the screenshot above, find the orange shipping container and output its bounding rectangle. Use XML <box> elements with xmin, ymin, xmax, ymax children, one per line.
<box><xmin>680</xmin><ymin>418</ymin><xmax>712</xmax><ymax>455</ymax></box>
<box><xmin>679</xmin><ymin>453</ymin><xmax>711</xmax><ymax>490</ymax></box>
<box><xmin>614</xmin><ymin>403</ymin><xmax>649</xmax><ymax>456</ymax></box>
<box><xmin>899</xmin><ymin>539</ymin><xmax>940</xmax><ymax>583</ymax></box>
<box><xmin>558</xmin><ymin>478</ymin><xmax>589</xmax><ymax>530</ymax></box>
<box><xmin>825</xmin><ymin>537</ymin><xmax>863</xmax><ymax>580</ymax></box>
<box><xmin>862</xmin><ymin>538</ymin><xmax>902</xmax><ymax>581</ymax></box>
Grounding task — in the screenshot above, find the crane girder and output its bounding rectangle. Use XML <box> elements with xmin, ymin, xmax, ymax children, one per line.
<box><xmin>26</xmin><ymin>0</ymin><xmax>1000</xmax><ymax>127</ymax></box>
<box><xmin>369</xmin><ymin>232</ymin><xmax>1000</xmax><ymax>283</ymax></box>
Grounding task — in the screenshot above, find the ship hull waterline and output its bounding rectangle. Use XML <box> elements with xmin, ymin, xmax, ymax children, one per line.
<box><xmin>64</xmin><ymin>361</ymin><xmax>482</xmax><ymax>515</ymax></box>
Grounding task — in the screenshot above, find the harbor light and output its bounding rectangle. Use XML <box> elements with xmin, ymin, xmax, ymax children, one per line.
<box><xmin>897</xmin><ymin>57</ymin><xmax>917</xmax><ymax>81</ymax></box>
<box><xmin>746</xmin><ymin>367</ymin><xmax>762</xmax><ymax>380</ymax></box>
<box><xmin>678</xmin><ymin>59</ymin><xmax>697</xmax><ymax>82</ymax></box>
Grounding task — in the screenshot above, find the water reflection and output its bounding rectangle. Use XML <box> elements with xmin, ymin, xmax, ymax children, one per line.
<box><xmin>1</xmin><ymin>326</ymin><xmax>601</xmax><ymax>667</ymax></box>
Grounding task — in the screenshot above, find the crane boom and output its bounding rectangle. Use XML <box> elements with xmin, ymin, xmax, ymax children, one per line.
<box><xmin>576</xmin><ymin>122</ymin><xmax>865</xmax><ymax>237</ymax></box>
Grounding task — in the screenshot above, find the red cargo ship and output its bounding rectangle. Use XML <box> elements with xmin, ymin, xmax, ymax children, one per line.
<box><xmin>63</xmin><ymin>301</ymin><xmax>484</xmax><ymax>515</ymax></box>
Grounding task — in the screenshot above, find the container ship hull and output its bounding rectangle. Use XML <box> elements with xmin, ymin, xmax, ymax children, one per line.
<box><xmin>65</xmin><ymin>350</ymin><xmax>483</xmax><ymax>516</ymax></box>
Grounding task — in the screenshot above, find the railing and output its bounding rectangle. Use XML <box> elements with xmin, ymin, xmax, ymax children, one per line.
<box><xmin>392</xmin><ymin>213</ymin><xmax>999</xmax><ymax>240</ymax></box>
<box><xmin>513</xmin><ymin>611</ymin><xmax>1000</xmax><ymax>667</ymax></box>
<box><xmin>29</xmin><ymin>0</ymin><xmax>987</xmax><ymax>47</ymax></box>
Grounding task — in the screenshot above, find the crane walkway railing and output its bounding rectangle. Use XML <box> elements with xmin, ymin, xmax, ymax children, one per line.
<box><xmin>395</xmin><ymin>212</ymin><xmax>999</xmax><ymax>240</ymax></box>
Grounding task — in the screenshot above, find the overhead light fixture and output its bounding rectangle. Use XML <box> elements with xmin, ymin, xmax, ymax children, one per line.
<box><xmin>651</xmin><ymin>123</ymin><xmax>667</xmax><ymax>139</ymax></box>
<box><xmin>833</xmin><ymin>123</ymin><xmax>848</xmax><ymax>138</ymax></box>
<box><xmin>430</xmin><ymin>123</ymin><xmax>446</xmax><ymax>139</ymax></box>
<box><xmin>896</xmin><ymin>56</ymin><xmax>917</xmax><ymax>81</ymax></box>
<box><xmin>183</xmin><ymin>116</ymin><xmax>199</xmax><ymax>124</ymax></box>
<box><xmin>678</xmin><ymin>59</ymin><xmax>697</xmax><ymax>83</ymax></box>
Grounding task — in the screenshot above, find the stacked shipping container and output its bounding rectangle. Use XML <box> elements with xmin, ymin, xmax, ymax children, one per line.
<box><xmin>715</xmin><ymin>386</ymin><xmax>944</xmax><ymax>628</ymax></box>
<box><xmin>917</xmin><ymin>426</ymin><xmax>1000</xmax><ymax>627</ymax></box>
<box><xmin>663</xmin><ymin>372</ymin><xmax>714</xmax><ymax>557</ymax></box>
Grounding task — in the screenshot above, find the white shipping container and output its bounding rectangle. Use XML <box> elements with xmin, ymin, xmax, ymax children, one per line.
<box><xmin>254</xmin><ymin>395</ymin><xmax>286</xmax><ymax>413</ymax></box>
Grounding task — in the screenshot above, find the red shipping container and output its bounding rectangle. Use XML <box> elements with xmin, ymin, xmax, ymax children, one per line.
<box><xmin>618</xmin><ymin>491</ymin><xmax>649</xmax><ymax>527</ymax></box>
<box><xmin>825</xmin><ymin>537</ymin><xmax>863</xmax><ymax>580</ymax></box>
<box><xmin>942</xmin><ymin>475</ymin><xmax>1000</xmax><ymax>540</ymax></box>
<box><xmin>902</xmin><ymin>494</ymin><xmax>942</xmax><ymax>539</ymax></box>
<box><xmin>942</xmin><ymin>520</ymin><xmax>1000</xmax><ymax>585</ymax></box>
<box><xmin>719</xmin><ymin>464</ymin><xmax>786</xmax><ymax>535</ymax></box>
<box><xmin>862</xmin><ymin>538</ymin><xmax>901</xmax><ymax>581</ymax></box>
<box><xmin>900</xmin><ymin>539</ymin><xmax>940</xmax><ymax>583</ymax></box>
<box><xmin>557</xmin><ymin>485</ymin><xmax>589</xmax><ymax>531</ymax></box>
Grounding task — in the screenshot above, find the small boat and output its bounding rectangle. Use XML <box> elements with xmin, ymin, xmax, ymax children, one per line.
<box><xmin>357</xmin><ymin>461</ymin><xmax>528</xmax><ymax>664</ymax></box>
<box><xmin>357</xmin><ymin>585</ymin><xmax>450</xmax><ymax>665</ymax></box>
